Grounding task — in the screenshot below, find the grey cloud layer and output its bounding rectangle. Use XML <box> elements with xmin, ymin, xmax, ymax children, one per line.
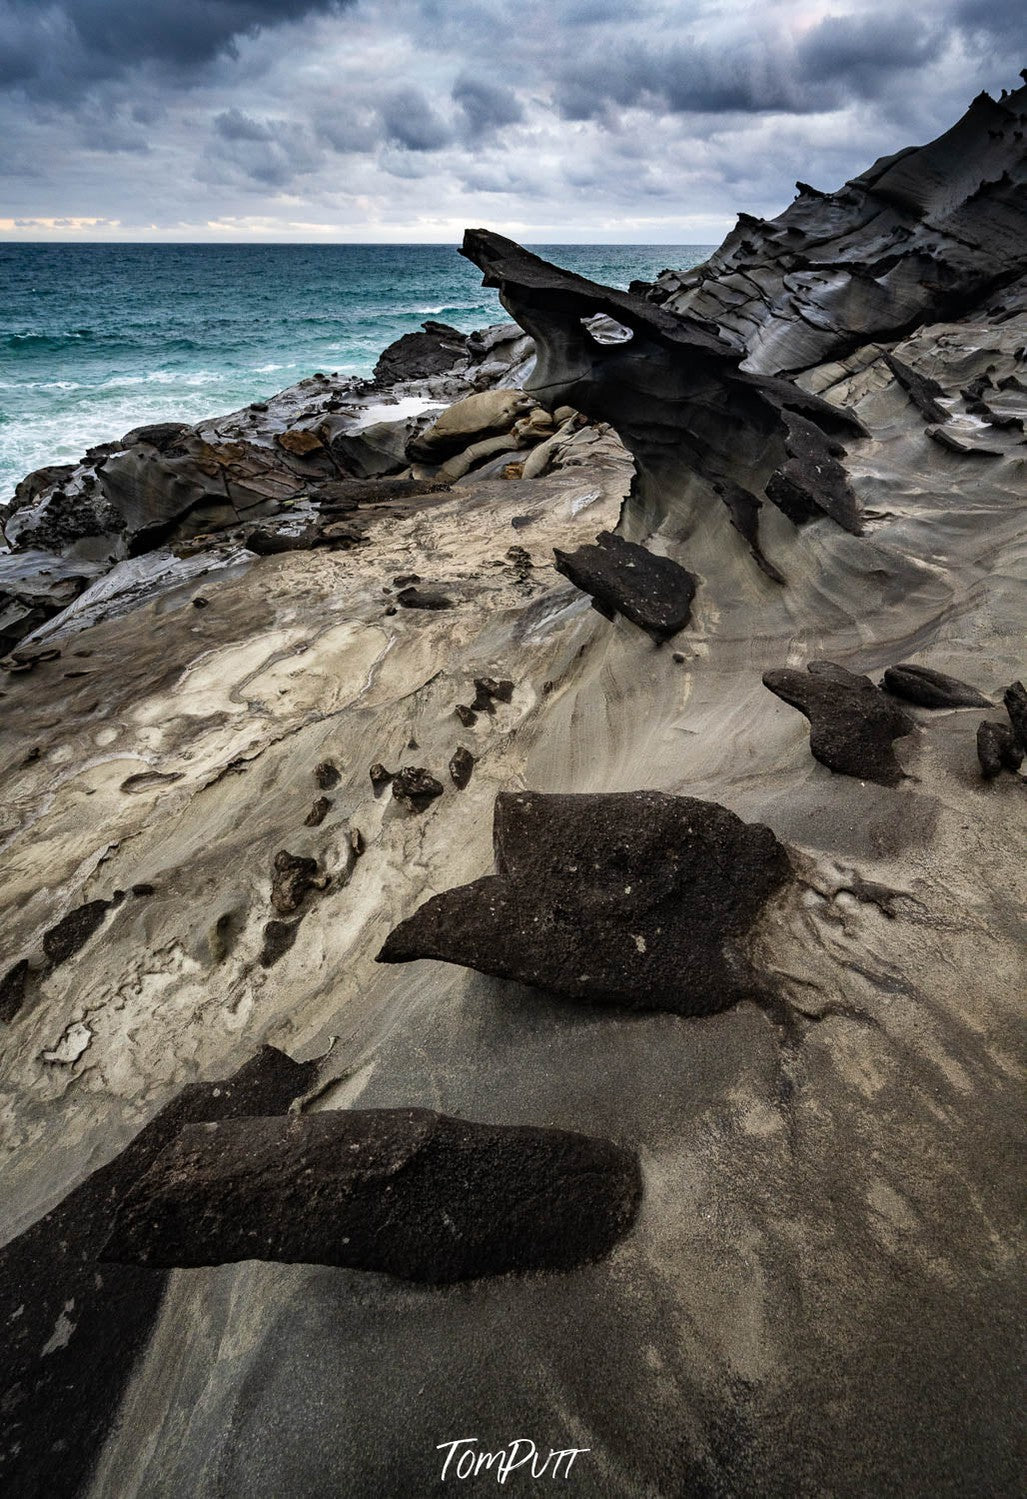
<box><xmin>0</xmin><ymin>0</ymin><xmax>1020</xmax><ymax>238</ymax></box>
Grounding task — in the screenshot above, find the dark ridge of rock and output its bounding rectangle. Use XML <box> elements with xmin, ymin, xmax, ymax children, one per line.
<box><xmin>648</xmin><ymin>82</ymin><xmax>1027</xmax><ymax>376</ymax></box>
<box><xmin>397</xmin><ymin>586</ymin><xmax>455</xmax><ymax>610</ymax></box>
<box><xmin>260</xmin><ymin>919</ymin><xmax>301</xmax><ymax>968</ymax></box>
<box><xmin>449</xmin><ymin>746</ymin><xmax>475</xmax><ymax>789</ymax></box>
<box><xmin>378</xmin><ymin>790</ymin><xmax>792</xmax><ymax>1015</ymax></box>
<box><xmin>0</xmin><ymin>1045</ymin><xmax>321</xmax><ymax>1499</ymax></box>
<box><xmin>391</xmin><ymin>767</ymin><xmax>444</xmax><ymax>812</ymax></box>
<box><xmin>119</xmin><ymin>422</ymin><xmax>191</xmax><ymax>452</ymax></box>
<box><xmin>763</xmin><ymin>662</ymin><xmax>916</xmax><ymax>786</ymax></box>
<box><xmin>311</xmin><ymin>476</ymin><xmax>451</xmax><ymax>508</ymax></box>
<box><xmin>369</xmin><ymin>762</ymin><xmax>394</xmax><ymax>795</ymax></box>
<box><xmin>471</xmin><ymin>676</ymin><xmax>514</xmax><ymax>710</ymax></box>
<box><xmin>883</xmin><ymin>663</ymin><xmax>992</xmax><ymax>709</ymax></box>
<box><xmin>102</xmin><ymin>1108</ymin><xmax>642</xmax><ymax>1283</ymax></box>
<box><xmin>976</xmin><ymin>721</ymin><xmax>1023</xmax><ymax>778</ymax></box>
<box><xmin>554</xmin><ymin>531</ymin><xmax>697</xmax><ymax>640</ymax></box>
<box><xmin>1003</xmin><ymin>680</ymin><xmax>1027</xmax><ymax>751</ymax></box>
<box><xmin>372</xmin><ymin>320</ymin><xmax>469</xmax><ymax>387</ymax></box>
<box><xmin>883</xmin><ymin>354</ymin><xmax>950</xmax><ymax>424</ymax></box>
<box><xmin>305</xmin><ymin>796</ymin><xmax>332</xmax><ymax>827</ymax></box>
<box><xmin>460</xmin><ymin>228</ymin><xmax>866</xmax><ymax>559</ymax></box>
<box><xmin>6</xmin><ymin>463</ymin><xmax>76</xmax><ymax>517</ymax></box>
<box><xmin>314</xmin><ymin>760</ymin><xmax>340</xmax><ymax>790</ymax></box>
<box><xmin>0</xmin><ymin>549</ymin><xmax>106</xmax><ymax>653</ymax></box>
<box><xmin>42</xmin><ymin>898</ymin><xmax>114</xmax><ymax>968</ymax></box>
<box><xmin>270</xmin><ymin>852</ymin><xmax>329</xmax><ymax>915</ymax></box>
<box><xmin>712</xmin><ymin>479</ymin><xmax>786</xmax><ymax>583</ymax></box>
<box><xmin>0</xmin><ymin>958</ymin><xmax>30</xmax><ymax>1024</ymax></box>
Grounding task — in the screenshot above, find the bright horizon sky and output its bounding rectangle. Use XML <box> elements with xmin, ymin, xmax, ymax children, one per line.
<box><xmin>0</xmin><ymin>1</ymin><xmax>1020</xmax><ymax>244</ymax></box>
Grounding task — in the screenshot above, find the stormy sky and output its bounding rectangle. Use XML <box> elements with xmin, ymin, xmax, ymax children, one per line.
<box><xmin>0</xmin><ymin>0</ymin><xmax>1021</xmax><ymax>241</ymax></box>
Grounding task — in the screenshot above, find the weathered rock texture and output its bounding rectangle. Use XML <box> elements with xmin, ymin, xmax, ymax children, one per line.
<box><xmin>882</xmin><ymin>663</ymin><xmax>992</xmax><ymax>709</ymax></box>
<box><xmin>763</xmin><ymin>662</ymin><xmax>916</xmax><ymax>786</ymax></box>
<box><xmin>379</xmin><ymin>790</ymin><xmax>792</xmax><ymax>1014</ymax></box>
<box><xmin>104</xmin><ymin>1108</ymin><xmax>642</xmax><ymax>1281</ymax></box>
<box><xmin>554</xmin><ymin>530</ymin><xmax>697</xmax><ymax>639</ymax></box>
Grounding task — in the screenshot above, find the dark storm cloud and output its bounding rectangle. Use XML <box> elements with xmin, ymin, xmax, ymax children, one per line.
<box><xmin>379</xmin><ymin>88</ymin><xmax>452</xmax><ymax>152</ymax></box>
<box><xmin>0</xmin><ymin>0</ymin><xmax>354</xmax><ymax>92</ymax></box>
<box><xmin>452</xmin><ymin>75</ymin><xmax>524</xmax><ymax>137</ymax></box>
<box><xmin>796</xmin><ymin>12</ymin><xmax>946</xmax><ymax>94</ymax></box>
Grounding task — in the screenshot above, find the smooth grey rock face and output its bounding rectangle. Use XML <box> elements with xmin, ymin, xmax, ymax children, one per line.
<box><xmin>102</xmin><ymin>1109</ymin><xmax>643</xmax><ymax>1282</ymax></box>
<box><xmin>554</xmin><ymin>529</ymin><xmax>697</xmax><ymax>639</ymax></box>
<box><xmin>763</xmin><ymin>662</ymin><xmax>916</xmax><ymax>786</ymax></box>
<box><xmin>379</xmin><ymin>789</ymin><xmax>792</xmax><ymax>1014</ymax></box>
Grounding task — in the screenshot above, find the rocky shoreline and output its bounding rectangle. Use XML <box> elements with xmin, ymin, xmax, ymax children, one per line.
<box><xmin>1</xmin><ymin>84</ymin><xmax>1025</xmax><ymax>1499</ymax></box>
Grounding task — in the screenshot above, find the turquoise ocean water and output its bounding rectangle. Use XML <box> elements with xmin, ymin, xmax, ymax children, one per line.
<box><xmin>0</xmin><ymin>243</ymin><xmax>712</xmax><ymax>499</ymax></box>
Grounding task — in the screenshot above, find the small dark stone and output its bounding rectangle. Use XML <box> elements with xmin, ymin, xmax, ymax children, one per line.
<box><xmin>763</xmin><ymin>661</ymin><xmax>915</xmax><ymax>786</ymax></box>
<box><xmin>0</xmin><ymin>959</ymin><xmax>29</xmax><ymax>1024</ymax></box>
<box><xmin>370</xmin><ymin>762</ymin><xmax>394</xmax><ymax>795</ymax></box>
<box><xmin>554</xmin><ymin>531</ymin><xmax>697</xmax><ymax>641</ymax></box>
<box><xmin>449</xmin><ymin>746</ymin><xmax>475</xmax><ymax>790</ymax></box>
<box><xmin>1003</xmin><ymin>680</ymin><xmax>1027</xmax><ymax>752</ymax></box>
<box><xmin>260</xmin><ymin>920</ymin><xmax>301</xmax><ymax>968</ymax></box>
<box><xmin>393</xmin><ymin>573</ymin><xmax>421</xmax><ymax>585</ymax></box>
<box><xmin>131</xmin><ymin>883</ymin><xmax>156</xmax><ymax>897</ymax></box>
<box><xmin>24</xmin><ymin>745</ymin><xmax>41</xmax><ymax>763</ymax></box>
<box><xmin>883</xmin><ymin>663</ymin><xmax>991</xmax><ymax>709</ymax></box>
<box><xmin>305</xmin><ymin>796</ymin><xmax>332</xmax><ymax>827</ymax></box>
<box><xmin>672</xmin><ymin>651</ymin><xmax>686</xmax><ymax>664</ymax></box>
<box><xmin>42</xmin><ymin>900</ymin><xmax>112</xmax><ymax>968</ymax></box>
<box><xmin>471</xmin><ymin>676</ymin><xmax>514</xmax><ymax>711</ymax></box>
<box><xmin>379</xmin><ymin>789</ymin><xmax>791</xmax><ymax>1014</ymax></box>
<box><xmin>977</xmin><ymin>720</ymin><xmax>1023</xmax><ymax>778</ymax></box>
<box><xmin>192</xmin><ymin>596</ymin><xmax>209</xmax><ymax>609</ymax></box>
<box><xmin>407</xmin><ymin>736</ymin><xmax>419</xmax><ymax>750</ymax></box>
<box><xmin>455</xmin><ymin>704</ymin><xmax>478</xmax><ymax>727</ymax></box>
<box><xmin>314</xmin><ymin>760</ymin><xmax>341</xmax><ymax>790</ymax></box>
<box><xmin>392</xmin><ymin>767</ymin><xmax>445</xmax><ymax>812</ymax></box>
<box><xmin>397</xmin><ymin>586</ymin><xmax>455</xmax><ymax>610</ymax></box>
<box><xmin>102</xmin><ymin>1109</ymin><xmax>642</xmax><ymax>1283</ymax></box>
<box><xmin>270</xmin><ymin>851</ymin><xmax>328</xmax><ymax>914</ymax></box>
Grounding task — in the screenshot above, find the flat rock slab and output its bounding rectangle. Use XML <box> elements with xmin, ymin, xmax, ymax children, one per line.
<box><xmin>103</xmin><ymin>1109</ymin><xmax>642</xmax><ymax>1283</ymax></box>
<box><xmin>378</xmin><ymin>790</ymin><xmax>791</xmax><ymax>1014</ymax></box>
<box><xmin>763</xmin><ymin>661</ymin><xmax>916</xmax><ymax>786</ymax></box>
<box><xmin>554</xmin><ymin>530</ymin><xmax>697</xmax><ymax>640</ymax></box>
<box><xmin>883</xmin><ymin>663</ymin><xmax>991</xmax><ymax>709</ymax></box>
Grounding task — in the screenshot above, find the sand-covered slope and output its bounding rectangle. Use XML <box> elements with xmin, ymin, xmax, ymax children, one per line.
<box><xmin>1</xmin><ymin>90</ymin><xmax>1024</xmax><ymax>1499</ymax></box>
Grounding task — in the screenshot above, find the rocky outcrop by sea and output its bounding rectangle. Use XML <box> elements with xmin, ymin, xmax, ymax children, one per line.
<box><xmin>1</xmin><ymin>84</ymin><xmax>1024</xmax><ymax>1499</ymax></box>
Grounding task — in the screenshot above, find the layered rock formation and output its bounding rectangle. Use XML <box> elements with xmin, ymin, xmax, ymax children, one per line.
<box><xmin>1</xmin><ymin>86</ymin><xmax>1024</xmax><ymax>1499</ymax></box>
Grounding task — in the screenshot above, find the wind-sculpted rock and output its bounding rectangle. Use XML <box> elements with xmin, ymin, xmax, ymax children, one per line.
<box><xmin>883</xmin><ymin>664</ymin><xmax>992</xmax><ymax>709</ymax></box>
<box><xmin>407</xmin><ymin>389</ymin><xmax>534</xmax><ymax>464</ymax></box>
<box><xmin>976</xmin><ymin>721</ymin><xmax>1023</xmax><ymax>779</ymax></box>
<box><xmin>649</xmin><ymin>83</ymin><xmax>1027</xmax><ymax>376</ymax></box>
<box><xmin>378</xmin><ymin>790</ymin><xmax>791</xmax><ymax>1014</ymax></box>
<box><xmin>460</xmin><ymin>227</ymin><xmax>865</xmax><ymax>560</ymax></box>
<box><xmin>763</xmin><ymin>662</ymin><xmax>915</xmax><ymax>786</ymax></box>
<box><xmin>102</xmin><ymin>1109</ymin><xmax>642</xmax><ymax>1282</ymax></box>
<box><xmin>554</xmin><ymin>530</ymin><xmax>697</xmax><ymax>640</ymax></box>
<box><xmin>372</xmin><ymin>320</ymin><xmax>469</xmax><ymax>386</ymax></box>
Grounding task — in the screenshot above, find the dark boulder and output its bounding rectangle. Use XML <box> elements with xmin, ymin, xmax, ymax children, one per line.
<box><xmin>102</xmin><ymin>1108</ymin><xmax>642</xmax><ymax>1283</ymax></box>
<box><xmin>1003</xmin><ymin>680</ymin><xmax>1027</xmax><ymax>751</ymax></box>
<box><xmin>0</xmin><ymin>959</ymin><xmax>29</xmax><ymax>1025</ymax></box>
<box><xmin>304</xmin><ymin>796</ymin><xmax>332</xmax><ymax>827</ymax></box>
<box><xmin>976</xmin><ymin>721</ymin><xmax>1023</xmax><ymax>778</ymax></box>
<box><xmin>471</xmin><ymin>676</ymin><xmax>514</xmax><ymax>710</ymax></box>
<box><xmin>314</xmin><ymin>760</ymin><xmax>340</xmax><ymax>790</ymax></box>
<box><xmin>392</xmin><ymin>767</ymin><xmax>444</xmax><ymax>812</ymax></box>
<box><xmin>397</xmin><ymin>586</ymin><xmax>455</xmax><ymax>610</ymax></box>
<box><xmin>270</xmin><ymin>852</ymin><xmax>328</xmax><ymax>915</ymax></box>
<box><xmin>42</xmin><ymin>898</ymin><xmax>115</xmax><ymax>969</ymax></box>
<box><xmin>372</xmin><ymin>321</ymin><xmax>469</xmax><ymax>386</ymax></box>
<box><xmin>449</xmin><ymin>746</ymin><xmax>475</xmax><ymax>789</ymax></box>
<box><xmin>0</xmin><ymin>1046</ymin><xmax>321</xmax><ymax>1499</ymax></box>
<box><xmin>554</xmin><ymin>531</ymin><xmax>697</xmax><ymax>641</ymax></box>
<box><xmin>883</xmin><ymin>663</ymin><xmax>991</xmax><ymax>709</ymax></box>
<box><xmin>378</xmin><ymin>790</ymin><xmax>791</xmax><ymax>1015</ymax></box>
<box><xmin>763</xmin><ymin>662</ymin><xmax>916</xmax><ymax>786</ymax></box>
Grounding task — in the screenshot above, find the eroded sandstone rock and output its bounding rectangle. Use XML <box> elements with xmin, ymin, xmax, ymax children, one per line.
<box><xmin>976</xmin><ymin>721</ymin><xmax>1023</xmax><ymax>778</ymax></box>
<box><xmin>763</xmin><ymin>662</ymin><xmax>915</xmax><ymax>786</ymax></box>
<box><xmin>378</xmin><ymin>790</ymin><xmax>791</xmax><ymax>1014</ymax></box>
<box><xmin>102</xmin><ymin>1109</ymin><xmax>642</xmax><ymax>1282</ymax></box>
